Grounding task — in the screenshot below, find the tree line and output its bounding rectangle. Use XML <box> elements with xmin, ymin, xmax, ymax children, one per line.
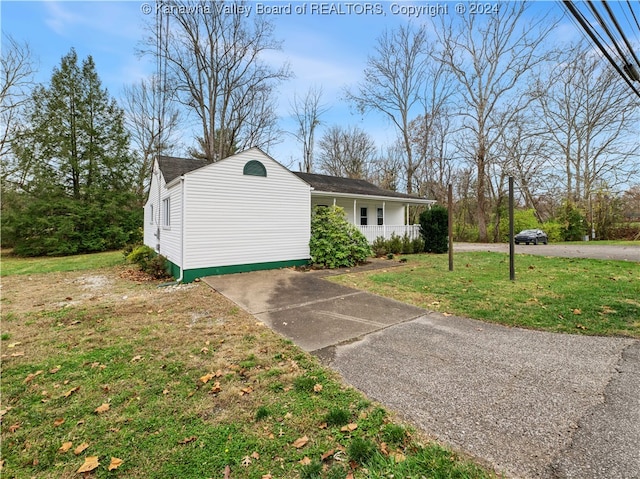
<box><xmin>2</xmin><ymin>1</ymin><xmax>639</xmax><ymax>256</ymax></box>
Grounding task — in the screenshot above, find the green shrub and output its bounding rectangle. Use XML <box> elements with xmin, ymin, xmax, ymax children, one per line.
<box><xmin>387</xmin><ymin>233</ymin><xmax>402</xmax><ymax>255</ymax></box>
<box><xmin>372</xmin><ymin>236</ymin><xmax>388</xmax><ymax>257</ymax></box>
<box><xmin>401</xmin><ymin>233</ymin><xmax>414</xmax><ymax>254</ymax></box>
<box><xmin>498</xmin><ymin>208</ymin><xmax>540</xmax><ymax>242</ymax></box>
<box><xmin>126</xmin><ymin>244</ymin><xmax>170</xmax><ymax>279</ymax></box>
<box><xmin>541</xmin><ymin>220</ymin><xmax>563</xmax><ymax>243</ymax></box>
<box><xmin>419</xmin><ymin>205</ymin><xmax>449</xmax><ymax>254</ymax></box>
<box><xmin>557</xmin><ymin>202</ymin><xmax>588</xmax><ymax>241</ymax></box>
<box><xmin>309</xmin><ymin>206</ymin><xmax>371</xmax><ymax>268</ymax></box>
<box><xmin>411</xmin><ymin>236</ymin><xmax>425</xmax><ymax>253</ymax></box>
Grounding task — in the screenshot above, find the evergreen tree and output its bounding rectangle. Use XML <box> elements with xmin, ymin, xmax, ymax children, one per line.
<box><xmin>4</xmin><ymin>49</ymin><xmax>141</xmax><ymax>255</ymax></box>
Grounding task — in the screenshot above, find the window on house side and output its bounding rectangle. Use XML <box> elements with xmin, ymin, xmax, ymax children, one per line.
<box><xmin>360</xmin><ymin>207</ymin><xmax>368</xmax><ymax>226</ymax></box>
<box><xmin>149</xmin><ymin>204</ymin><xmax>154</xmax><ymax>224</ymax></box>
<box><xmin>377</xmin><ymin>208</ymin><xmax>384</xmax><ymax>226</ymax></box>
<box><xmin>243</xmin><ymin>160</ymin><xmax>267</xmax><ymax>177</ymax></box>
<box><xmin>162</xmin><ymin>197</ymin><xmax>170</xmax><ymax>228</ymax></box>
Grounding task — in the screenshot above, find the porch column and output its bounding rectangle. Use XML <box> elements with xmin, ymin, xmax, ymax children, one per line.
<box><xmin>383</xmin><ymin>201</ymin><xmax>386</xmax><ymax>238</ymax></box>
<box><xmin>353</xmin><ymin>199</ymin><xmax>357</xmax><ymax>226</ymax></box>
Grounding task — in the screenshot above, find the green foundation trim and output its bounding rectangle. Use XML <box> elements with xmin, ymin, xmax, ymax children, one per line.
<box><xmin>165</xmin><ymin>259</ymin><xmax>310</xmax><ymax>283</ymax></box>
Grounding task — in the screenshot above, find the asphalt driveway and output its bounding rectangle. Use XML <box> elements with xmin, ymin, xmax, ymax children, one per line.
<box><xmin>454</xmin><ymin>242</ymin><xmax>640</xmax><ymax>262</ymax></box>
<box><xmin>204</xmin><ymin>250</ymin><xmax>640</xmax><ymax>479</ymax></box>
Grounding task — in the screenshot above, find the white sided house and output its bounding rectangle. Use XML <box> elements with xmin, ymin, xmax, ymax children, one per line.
<box><xmin>144</xmin><ymin>148</ymin><xmax>434</xmax><ymax>282</ymax></box>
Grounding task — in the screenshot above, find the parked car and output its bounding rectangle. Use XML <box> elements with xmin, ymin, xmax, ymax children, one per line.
<box><xmin>514</xmin><ymin>229</ymin><xmax>548</xmax><ymax>245</ymax></box>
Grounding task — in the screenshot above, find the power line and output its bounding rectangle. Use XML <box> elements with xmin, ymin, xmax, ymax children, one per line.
<box><xmin>562</xmin><ymin>0</ymin><xmax>640</xmax><ymax>99</ymax></box>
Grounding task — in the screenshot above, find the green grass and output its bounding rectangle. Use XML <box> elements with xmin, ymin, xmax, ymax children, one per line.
<box><xmin>1</xmin><ymin>259</ymin><xmax>497</xmax><ymax>479</ymax></box>
<box><xmin>0</xmin><ymin>250</ymin><xmax>124</xmax><ymax>276</ymax></box>
<box><xmin>331</xmin><ymin>252</ymin><xmax>640</xmax><ymax>337</ymax></box>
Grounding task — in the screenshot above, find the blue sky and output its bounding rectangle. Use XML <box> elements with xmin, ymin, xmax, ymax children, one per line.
<box><xmin>1</xmin><ymin>1</ymin><xmax>598</xmax><ymax>168</ymax></box>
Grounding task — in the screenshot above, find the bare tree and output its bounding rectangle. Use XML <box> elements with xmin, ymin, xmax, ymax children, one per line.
<box><xmin>534</xmin><ymin>43</ymin><xmax>640</xmax><ymax>206</ymax></box>
<box><xmin>436</xmin><ymin>2</ymin><xmax>557</xmax><ymax>241</ymax></box>
<box><xmin>290</xmin><ymin>85</ymin><xmax>329</xmax><ymax>173</ymax></box>
<box><xmin>346</xmin><ymin>24</ymin><xmax>430</xmax><ymax>194</ymax></box>
<box><xmin>407</xmin><ymin>110</ymin><xmax>454</xmax><ymax>204</ymax></box>
<box><xmin>1</xmin><ymin>35</ymin><xmax>36</xmax><ymax>184</ymax></box>
<box><xmin>318</xmin><ymin>125</ymin><xmax>377</xmax><ymax>179</ymax></box>
<box><xmin>370</xmin><ymin>143</ymin><xmax>404</xmax><ymax>192</ymax></box>
<box><xmin>123</xmin><ymin>76</ymin><xmax>180</xmax><ymax>197</ymax></box>
<box><xmin>143</xmin><ymin>0</ymin><xmax>292</xmax><ymax>162</ymax></box>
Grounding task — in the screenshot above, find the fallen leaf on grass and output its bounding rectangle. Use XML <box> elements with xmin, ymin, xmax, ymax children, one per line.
<box><xmin>576</xmin><ymin>324</ymin><xmax>588</xmax><ymax>330</ymax></box>
<box><xmin>224</xmin><ymin>465</ymin><xmax>231</xmax><ymax>479</ymax></box>
<box><xmin>241</xmin><ymin>456</ymin><xmax>252</xmax><ymax>467</ymax></box>
<box><xmin>573</xmin><ymin>308</ymin><xmax>582</xmax><ymax>315</ymax></box>
<box><xmin>210</xmin><ymin>381</ymin><xmax>222</xmax><ymax>393</ymax></box>
<box><xmin>199</xmin><ymin>373</ymin><xmax>215</xmax><ymax>384</ymax></box>
<box><xmin>63</xmin><ymin>386</ymin><xmax>80</xmax><ymax>398</ymax></box>
<box><xmin>77</xmin><ymin>456</ymin><xmax>99</xmax><ymax>473</ymax></box>
<box><xmin>131</xmin><ymin>355</ymin><xmax>142</xmax><ymax>362</ymax></box>
<box><xmin>251</xmin><ymin>451</ymin><xmax>260</xmax><ymax>460</ymax></box>
<box><xmin>340</xmin><ymin>423</ymin><xmax>358</xmax><ymax>432</ymax></box>
<box><xmin>392</xmin><ymin>451</ymin><xmax>406</xmax><ymax>462</ymax></box>
<box><xmin>299</xmin><ymin>456</ymin><xmax>311</xmax><ymax>465</ymax></box>
<box><xmin>178</xmin><ymin>436</ymin><xmax>197</xmax><ymax>445</ymax></box>
<box><xmin>292</xmin><ymin>436</ymin><xmax>309</xmax><ymax>448</ymax></box>
<box><xmin>261</xmin><ymin>474</ymin><xmax>272</xmax><ymax>479</ymax></box>
<box><xmin>94</xmin><ymin>403</ymin><xmax>110</xmax><ymax>414</ymax></box>
<box><xmin>74</xmin><ymin>442</ymin><xmax>89</xmax><ymax>455</ymax></box>
<box><xmin>24</xmin><ymin>370</ymin><xmax>43</xmax><ymax>383</ymax></box>
<box><xmin>9</xmin><ymin>423</ymin><xmax>20</xmax><ymax>433</ymax></box>
<box><xmin>313</xmin><ymin>383</ymin><xmax>323</xmax><ymax>392</ymax></box>
<box><xmin>108</xmin><ymin>457</ymin><xmax>124</xmax><ymax>471</ymax></box>
<box><xmin>58</xmin><ymin>441</ymin><xmax>73</xmax><ymax>453</ymax></box>
<box><xmin>239</xmin><ymin>386</ymin><xmax>253</xmax><ymax>396</ymax></box>
<box><xmin>49</xmin><ymin>366</ymin><xmax>61</xmax><ymax>374</ymax></box>
<box><xmin>53</xmin><ymin>418</ymin><xmax>65</xmax><ymax>427</ymax></box>
<box><xmin>321</xmin><ymin>449</ymin><xmax>335</xmax><ymax>461</ymax></box>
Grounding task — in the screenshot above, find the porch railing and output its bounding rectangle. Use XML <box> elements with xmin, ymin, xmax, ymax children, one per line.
<box><xmin>357</xmin><ymin>224</ymin><xmax>421</xmax><ymax>243</ymax></box>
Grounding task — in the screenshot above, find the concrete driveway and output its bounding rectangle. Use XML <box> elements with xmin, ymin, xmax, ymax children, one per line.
<box><xmin>204</xmin><ymin>256</ymin><xmax>640</xmax><ymax>479</ymax></box>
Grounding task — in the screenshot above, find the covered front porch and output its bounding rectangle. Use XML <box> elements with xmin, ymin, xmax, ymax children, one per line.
<box><xmin>310</xmin><ymin>193</ymin><xmax>433</xmax><ymax>243</ymax></box>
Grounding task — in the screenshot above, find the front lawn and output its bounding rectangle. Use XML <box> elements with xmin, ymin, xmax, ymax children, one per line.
<box><xmin>1</xmin><ymin>261</ymin><xmax>496</xmax><ymax>478</ymax></box>
<box><xmin>330</xmin><ymin>252</ymin><xmax>640</xmax><ymax>338</ymax></box>
<box><xmin>1</xmin><ymin>250</ymin><xmax>124</xmax><ymax>276</ymax></box>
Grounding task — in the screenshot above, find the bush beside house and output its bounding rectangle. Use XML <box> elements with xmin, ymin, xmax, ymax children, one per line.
<box><xmin>309</xmin><ymin>206</ymin><xmax>371</xmax><ymax>268</ymax></box>
<box><xmin>419</xmin><ymin>205</ymin><xmax>449</xmax><ymax>254</ymax></box>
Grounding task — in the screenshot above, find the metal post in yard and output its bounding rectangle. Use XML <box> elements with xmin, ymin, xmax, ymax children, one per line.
<box><xmin>509</xmin><ymin>176</ymin><xmax>515</xmax><ymax>281</ymax></box>
<box><xmin>448</xmin><ymin>183</ymin><xmax>453</xmax><ymax>272</ymax></box>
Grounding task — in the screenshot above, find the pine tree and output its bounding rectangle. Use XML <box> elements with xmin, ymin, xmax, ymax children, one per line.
<box><xmin>5</xmin><ymin>49</ymin><xmax>141</xmax><ymax>255</ymax></box>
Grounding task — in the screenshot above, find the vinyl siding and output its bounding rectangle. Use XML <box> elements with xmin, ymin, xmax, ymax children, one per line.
<box><xmin>143</xmin><ymin>160</ymin><xmax>183</xmax><ymax>268</ymax></box>
<box><xmin>182</xmin><ymin>149</ymin><xmax>310</xmax><ymax>271</ymax></box>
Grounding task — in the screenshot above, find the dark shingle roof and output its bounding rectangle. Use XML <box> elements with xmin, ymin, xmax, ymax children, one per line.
<box><xmin>158</xmin><ymin>156</ymin><xmax>209</xmax><ymax>183</ymax></box>
<box><xmin>293</xmin><ymin>172</ymin><xmax>426</xmax><ymax>201</ymax></box>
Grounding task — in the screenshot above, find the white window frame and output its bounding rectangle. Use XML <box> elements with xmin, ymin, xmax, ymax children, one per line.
<box><xmin>149</xmin><ymin>204</ymin><xmax>154</xmax><ymax>224</ymax></box>
<box><xmin>162</xmin><ymin>197</ymin><xmax>171</xmax><ymax>228</ymax></box>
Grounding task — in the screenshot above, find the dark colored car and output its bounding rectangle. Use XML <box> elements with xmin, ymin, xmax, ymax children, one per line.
<box><xmin>514</xmin><ymin>229</ymin><xmax>548</xmax><ymax>245</ymax></box>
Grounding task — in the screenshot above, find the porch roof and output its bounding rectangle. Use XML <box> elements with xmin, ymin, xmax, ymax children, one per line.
<box><xmin>293</xmin><ymin>172</ymin><xmax>434</xmax><ymax>204</ymax></box>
